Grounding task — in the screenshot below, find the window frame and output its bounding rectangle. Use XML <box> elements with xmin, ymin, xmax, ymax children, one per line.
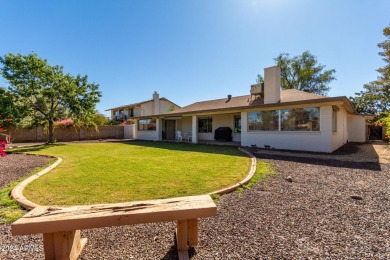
<box><xmin>280</xmin><ymin>107</ymin><xmax>320</xmax><ymax>132</ymax></box>
<box><xmin>247</xmin><ymin>107</ymin><xmax>321</xmax><ymax>132</ymax></box>
<box><xmin>234</xmin><ymin>116</ymin><xmax>241</xmax><ymax>133</ymax></box>
<box><xmin>248</xmin><ymin>110</ymin><xmax>279</xmax><ymax>131</ymax></box>
<box><xmin>198</xmin><ymin>117</ymin><xmax>213</xmax><ymax>133</ymax></box>
<box><xmin>332</xmin><ymin>106</ymin><xmax>338</xmax><ymax>133</ymax></box>
<box><xmin>138</xmin><ymin>118</ymin><xmax>156</xmax><ymax>131</ymax></box>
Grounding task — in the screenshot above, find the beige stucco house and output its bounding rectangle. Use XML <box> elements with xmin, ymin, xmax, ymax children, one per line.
<box><xmin>118</xmin><ymin>66</ymin><xmax>370</xmax><ymax>153</ymax></box>
<box><xmin>106</xmin><ymin>92</ymin><xmax>180</xmax><ymax>123</ymax></box>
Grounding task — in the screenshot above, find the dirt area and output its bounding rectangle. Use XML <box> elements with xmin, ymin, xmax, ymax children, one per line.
<box><xmin>0</xmin><ymin>142</ymin><xmax>389</xmax><ymax>259</ymax></box>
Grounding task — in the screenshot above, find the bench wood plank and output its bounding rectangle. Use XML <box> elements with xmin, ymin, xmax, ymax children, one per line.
<box><xmin>12</xmin><ymin>195</ymin><xmax>217</xmax><ymax>260</ymax></box>
<box><xmin>12</xmin><ymin>195</ymin><xmax>217</xmax><ymax>236</ymax></box>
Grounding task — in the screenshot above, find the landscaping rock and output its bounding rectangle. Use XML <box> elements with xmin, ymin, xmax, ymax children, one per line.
<box><xmin>350</xmin><ymin>195</ymin><xmax>364</xmax><ymax>200</ymax></box>
<box><xmin>0</xmin><ymin>154</ymin><xmax>50</xmax><ymax>188</ymax></box>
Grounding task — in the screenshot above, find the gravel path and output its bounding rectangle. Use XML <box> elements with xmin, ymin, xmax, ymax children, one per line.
<box><xmin>0</xmin><ymin>143</ymin><xmax>389</xmax><ymax>259</ymax></box>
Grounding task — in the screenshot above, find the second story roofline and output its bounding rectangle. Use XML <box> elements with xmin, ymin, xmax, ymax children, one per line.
<box><xmin>105</xmin><ymin>97</ymin><xmax>180</xmax><ymax>112</ymax></box>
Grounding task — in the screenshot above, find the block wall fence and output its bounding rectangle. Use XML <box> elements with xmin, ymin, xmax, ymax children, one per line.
<box><xmin>5</xmin><ymin>126</ymin><xmax>124</xmax><ymax>143</ymax></box>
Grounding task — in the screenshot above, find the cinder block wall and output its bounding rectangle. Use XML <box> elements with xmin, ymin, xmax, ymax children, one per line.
<box><xmin>5</xmin><ymin>126</ymin><xmax>124</xmax><ymax>143</ymax></box>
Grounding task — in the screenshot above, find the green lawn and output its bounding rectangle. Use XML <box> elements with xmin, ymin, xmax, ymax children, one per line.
<box><xmin>16</xmin><ymin>141</ymin><xmax>251</xmax><ymax>205</ymax></box>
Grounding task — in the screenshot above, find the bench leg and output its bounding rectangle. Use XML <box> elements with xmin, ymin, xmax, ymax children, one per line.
<box><xmin>187</xmin><ymin>219</ymin><xmax>198</xmax><ymax>246</ymax></box>
<box><xmin>176</xmin><ymin>220</ymin><xmax>188</xmax><ymax>251</ymax></box>
<box><xmin>43</xmin><ymin>230</ymin><xmax>87</xmax><ymax>260</ymax></box>
<box><xmin>176</xmin><ymin>219</ymin><xmax>198</xmax><ymax>260</ymax></box>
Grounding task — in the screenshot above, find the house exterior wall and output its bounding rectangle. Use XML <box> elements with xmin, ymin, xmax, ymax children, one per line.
<box><xmin>140</xmin><ymin>102</ymin><xmax>154</xmax><ymax>116</ymax></box>
<box><xmin>160</xmin><ymin>100</ymin><xmax>180</xmax><ymax>114</ymax></box>
<box><xmin>133</xmin><ymin>107</ymin><xmax>143</xmax><ymax>117</ymax></box>
<box><xmin>331</xmin><ymin>106</ymin><xmax>349</xmax><ymax>152</ymax></box>
<box><xmin>347</xmin><ymin>114</ymin><xmax>367</xmax><ymax>142</ymax></box>
<box><xmin>240</xmin><ymin>106</ymin><xmax>333</xmax><ymax>153</ymax></box>
<box><xmin>135</xmin><ymin>129</ymin><xmax>158</xmax><ymax>140</ymax></box>
<box><xmin>181</xmin><ymin>117</ymin><xmax>192</xmax><ymax>133</ymax></box>
<box><xmin>124</xmin><ymin>125</ymin><xmax>135</xmax><ymax>139</ymax></box>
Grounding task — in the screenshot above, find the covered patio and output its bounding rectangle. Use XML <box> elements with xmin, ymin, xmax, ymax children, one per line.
<box><xmin>159</xmin><ymin>112</ymin><xmax>242</xmax><ymax>144</ymax></box>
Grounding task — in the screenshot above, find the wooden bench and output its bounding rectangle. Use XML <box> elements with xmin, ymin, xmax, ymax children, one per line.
<box><xmin>11</xmin><ymin>195</ymin><xmax>217</xmax><ymax>260</ymax></box>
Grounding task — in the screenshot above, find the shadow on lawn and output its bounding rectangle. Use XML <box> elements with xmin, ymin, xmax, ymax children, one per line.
<box><xmin>8</xmin><ymin>143</ymin><xmax>66</xmax><ymax>153</ymax></box>
<box><xmin>7</xmin><ymin>140</ymin><xmax>248</xmax><ymax>158</ymax></box>
<box><xmin>254</xmin><ymin>142</ymin><xmax>382</xmax><ymax>171</ymax></box>
<box><xmin>119</xmin><ymin>140</ymin><xmax>248</xmax><ymax>158</ymax></box>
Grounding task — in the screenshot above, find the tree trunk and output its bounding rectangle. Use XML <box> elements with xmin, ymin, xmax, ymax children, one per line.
<box><xmin>48</xmin><ymin>119</ymin><xmax>55</xmax><ymax>143</ymax></box>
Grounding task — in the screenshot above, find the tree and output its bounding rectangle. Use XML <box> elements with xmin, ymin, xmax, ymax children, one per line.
<box><xmin>90</xmin><ymin>112</ymin><xmax>109</xmax><ymax>126</ymax></box>
<box><xmin>256</xmin><ymin>74</ymin><xmax>264</xmax><ymax>84</ymax></box>
<box><xmin>0</xmin><ymin>87</ymin><xmax>29</xmax><ymax>127</ymax></box>
<box><xmin>350</xmin><ymin>24</ymin><xmax>390</xmax><ymax>116</ymax></box>
<box><xmin>273</xmin><ymin>51</ymin><xmax>336</xmax><ymax>96</ymax></box>
<box><xmin>0</xmin><ymin>53</ymin><xmax>102</xmax><ymax>143</ymax></box>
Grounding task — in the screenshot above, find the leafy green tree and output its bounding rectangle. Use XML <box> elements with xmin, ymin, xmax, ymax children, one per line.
<box><xmin>0</xmin><ymin>87</ymin><xmax>29</xmax><ymax>127</ymax></box>
<box><xmin>256</xmin><ymin>74</ymin><xmax>264</xmax><ymax>84</ymax></box>
<box><xmin>387</xmin><ymin>115</ymin><xmax>390</xmax><ymax>138</ymax></box>
<box><xmin>273</xmin><ymin>51</ymin><xmax>336</xmax><ymax>96</ymax></box>
<box><xmin>90</xmin><ymin>112</ymin><xmax>109</xmax><ymax>126</ymax></box>
<box><xmin>350</xmin><ymin>24</ymin><xmax>390</xmax><ymax>116</ymax></box>
<box><xmin>0</xmin><ymin>53</ymin><xmax>102</xmax><ymax>143</ymax></box>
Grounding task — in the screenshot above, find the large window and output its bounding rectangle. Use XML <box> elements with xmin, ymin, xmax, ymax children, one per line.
<box><xmin>234</xmin><ymin>116</ymin><xmax>241</xmax><ymax>133</ymax></box>
<box><xmin>138</xmin><ymin>118</ymin><xmax>156</xmax><ymax>131</ymax></box>
<box><xmin>248</xmin><ymin>110</ymin><xmax>279</xmax><ymax>131</ymax></box>
<box><xmin>248</xmin><ymin>107</ymin><xmax>320</xmax><ymax>132</ymax></box>
<box><xmin>281</xmin><ymin>107</ymin><xmax>320</xmax><ymax>131</ymax></box>
<box><xmin>199</xmin><ymin>118</ymin><xmax>212</xmax><ymax>133</ymax></box>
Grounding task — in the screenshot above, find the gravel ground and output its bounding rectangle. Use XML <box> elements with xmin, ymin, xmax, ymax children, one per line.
<box><xmin>0</xmin><ymin>154</ymin><xmax>51</xmax><ymax>188</ymax></box>
<box><xmin>0</xmin><ymin>143</ymin><xmax>389</xmax><ymax>259</ymax></box>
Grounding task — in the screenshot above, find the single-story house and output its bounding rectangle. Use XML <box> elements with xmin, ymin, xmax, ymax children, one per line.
<box><xmin>119</xmin><ymin>66</ymin><xmax>371</xmax><ymax>153</ymax></box>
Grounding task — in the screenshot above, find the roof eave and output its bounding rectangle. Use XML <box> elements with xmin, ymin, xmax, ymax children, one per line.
<box><xmin>105</xmin><ymin>97</ymin><xmax>181</xmax><ymax>111</ymax></box>
<box><xmin>133</xmin><ymin>96</ymin><xmax>353</xmax><ymax>119</ymax></box>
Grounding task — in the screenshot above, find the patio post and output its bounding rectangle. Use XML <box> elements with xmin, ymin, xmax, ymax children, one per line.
<box><xmin>156</xmin><ymin>118</ymin><xmax>162</xmax><ymax>141</ymax></box>
<box><xmin>192</xmin><ymin>116</ymin><xmax>198</xmax><ymax>143</ymax></box>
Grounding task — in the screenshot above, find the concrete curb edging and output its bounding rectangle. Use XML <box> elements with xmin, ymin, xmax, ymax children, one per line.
<box><xmin>11</xmin><ymin>156</ymin><xmax>62</xmax><ymax>210</ymax></box>
<box><xmin>209</xmin><ymin>147</ymin><xmax>257</xmax><ymax>196</ymax></box>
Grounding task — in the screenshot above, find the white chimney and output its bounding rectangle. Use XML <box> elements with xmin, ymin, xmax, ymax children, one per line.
<box><xmin>153</xmin><ymin>91</ymin><xmax>160</xmax><ymax>115</ymax></box>
<box><xmin>264</xmin><ymin>66</ymin><xmax>281</xmax><ymax>104</ymax></box>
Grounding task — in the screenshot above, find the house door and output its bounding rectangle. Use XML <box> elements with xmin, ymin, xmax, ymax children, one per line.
<box><xmin>369</xmin><ymin>125</ymin><xmax>382</xmax><ymax>140</ymax></box>
<box><xmin>165</xmin><ymin>120</ymin><xmax>176</xmax><ymax>140</ymax></box>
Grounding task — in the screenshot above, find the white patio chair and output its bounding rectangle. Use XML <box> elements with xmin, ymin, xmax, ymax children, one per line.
<box><xmin>176</xmin><ymin>131</ymin><xmax>183</xmax><ymax>142</ymax></box>
<box><xmin>185</xmin><ymin>132</ymin><xmax>192</xmax><ymax>142</ymax></box>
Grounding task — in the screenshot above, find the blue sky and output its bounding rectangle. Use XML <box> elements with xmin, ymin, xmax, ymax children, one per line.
<box><xmin>1</xmin><ymin>0</ymin><xmax>389</xmax><ymax>115</ymax></box>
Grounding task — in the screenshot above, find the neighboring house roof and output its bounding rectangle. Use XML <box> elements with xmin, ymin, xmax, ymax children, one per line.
<box><xmin>160</xmin><ymin>89</ymin><xmax>354</xmax><ymax>116</ymax></box>
<box><xmin>105</xmin><ymin>98</ymin><xmax>180</xmax><ymax>111</ymax></box>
